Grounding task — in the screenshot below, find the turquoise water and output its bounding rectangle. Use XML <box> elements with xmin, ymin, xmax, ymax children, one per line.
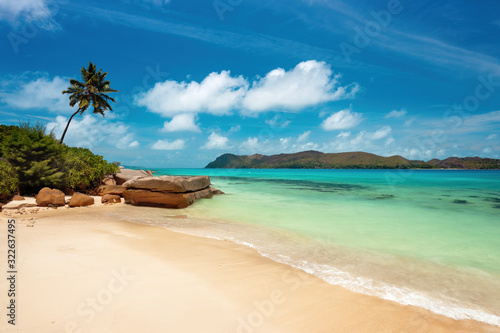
<box><xmin>133</xmin><ymin>168</ymin><xmax>500</xmax><ymax>326</ymax></box>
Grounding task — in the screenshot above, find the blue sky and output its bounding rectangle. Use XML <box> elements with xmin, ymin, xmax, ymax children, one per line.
<box><xmin>1</xmin><ymin>0</ymin><xmax>499</xmax><ymax>167</ymax></box>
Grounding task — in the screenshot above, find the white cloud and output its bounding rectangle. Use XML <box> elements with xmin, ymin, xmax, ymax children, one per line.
<box><xmin>368</xmin><ymin>126</ymin><xmax>391</xmax><ymax>140</ymax></box>
<box><xmin>0</xmin><ymin>0</ymin><xmax>60</xmax><ymax>31</ymax></box>
<box><xmin>463</xmin><ymin>111</ymin><xmax>500</xmax><ymax>127</ymax></box>
<box><xmin>337</xmin><ymin>131</ymin><xmax>350</xmax><ymax>138</ymax></box>
<box><xmin>136</xmin><ymin>71</ymin><xmax>248</xmax><ymax>116</ymax></box>
<box><xmin>279</xmin><ymin>137</ymin><xmax>290</xmax><ymax>149</ymax></box>
<box><xmin>265</xmin><ymin>114</ymin><xmax>291</xmax><ymax>128</ymax></box>
<box><xmin>482</xmin><ymin>147</ymin><xmax>493</xmax><ymax>154</ymax></box>
<box><xmin>430</xmin><ymin>110</ymin><xmax>500</xmax><ymax>135</ymax></box>
<box><xmin>229</xmin><ymin>125</ymin><xmax>241</xmax><ymax>132</ymax></box>
<box><xmin>486</xmin><ymin>134</ymin><xmax>497</xmax><ymax>140</ymax></box>
<box><xmin>201</xmin><ymin>132</ymin><xmax>229</xmax><ymax>150</ymax></box>
<box><xmin>47</xmin><ymin>114</ymin><xmax>139</xmax><ymax>149</ymax></box>
<box><xmin>297</xmin><ymin>131</ymin><xmax>311</xmax><ymax>143</ymax></box>
<box><xmin>161</xmin><ymin>113</ymin><xmax>200</xmax><ymax>132</ymax></box>
<box><xmin>151</xmin><ymin>139</ymin><xmax>185</xmax><ymax>150</ymax></box>
<box><xmin>385</xmin><ymin>109</ymin><xmax>407</xmax><ymax>118</ymax></box>
<box><xmin>136</xmin><ymin>60</ymin><xmax>359</xmax><ymax>117</ymax></box>
<box><xmin>240</xmin><ymin>137</ymin><xmax>260</xmax><ymax>152</ymax></box>
<box><xmin>321</xmin><ymin>108</ymin><xmax>362</xmax><ymax>130</ymax></box>
<box><xmin>238</xmin><ymin>135</ymin><xmax>319</xmax><ymax>155</ymax></box>
<box><xmin>0</xmin><ymin>75</ymin><xmax>70</xmax><ymax>113</ymax></box>
<box><xmin>242</xmin><ymin>60</ymin><xmax>359</xmax><ymax>113</ymax></box>
<box><xmin>128</xmin><ymin>140</ymin><xmax>140</xmax><ymax>148</ymax></box>
<box><xmin>324</xmin><ymin>126</ymin><xmax>395</xmax><ymax>156</ymax></box>
<box><xmin>294</xmin><ymin>142</ymin><xmax>319</xmax><ymax>151</ymax></box>
<box><xmin>0</xmin><ymin>0</ymin><xmax>50</xmax><ymax>22</ymax></box>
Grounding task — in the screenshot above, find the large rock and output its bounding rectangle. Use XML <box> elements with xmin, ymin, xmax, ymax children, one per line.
<box><xmin>97</xmin><ymin>185</ymin><xmax>125</xmax><ymax>197</ymax></box>
<box><xmin>101</xmin><ymin>194</ymin><xmax>121</xmax><ymax>204</ymax></box>
<box><xmin>123</xmin><ymin>188</ymin><xmax>213</xmax><ymax>209</ymax></box>
<box><xmin>36</xmin><ymin>188</ymin><xmax>65</xmax><ymax>207</ymax></box>
<box><xmin>101</xmin><ymin>176</ymin><xmax>116</xmax><ymax>186</ymax></box>
<box><xmin>123</xmin><ymin>176</ymin><xmax>211</xmax><ymax>193</ymax></box>
<box><xmin>12</xmin><ymin>195</ymin><xmax>25</xmax><ymax>201</ymax></box>
<box><xmin>69</xmin><ymin>192</ymin><xmax>95</xmax><ymax>207</ymax></box>
<box><xmin>114</xmin><ymin>169</ymin><xmax>150</xmax><ymax>185</ymax></box>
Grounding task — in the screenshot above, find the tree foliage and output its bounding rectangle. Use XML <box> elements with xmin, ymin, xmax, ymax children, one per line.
<box><xmin>0</xmin><ymin>122</ymin><xmax>119</xmax><ymax>195</ymax></box>
<box><xmin>1</xmin><ymin>122</ymin><xmax>64</xmax><ymax>193</ymax></box>
<box><xmin>64</xmin><ymin>147</ymin><xmax>119</xmax><ymax>189</ymax></box>
<box><xmin>60</xmin><ymin>62</ymin><xmax>118</xmax><ymax>144</ymax></box>
<box><xmin>0</xmin><ymin>159</ymin><xmax>18</xmax><ymax>201</ymax></box>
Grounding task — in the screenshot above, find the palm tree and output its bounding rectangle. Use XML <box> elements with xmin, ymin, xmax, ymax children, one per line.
<box><xmin>60</xmin><ymin>62</ymin><xmax>118</xmax><ymax>144</ymax></box>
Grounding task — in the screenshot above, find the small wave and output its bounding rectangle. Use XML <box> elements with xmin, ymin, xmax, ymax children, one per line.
<box><xmin>155</xmin><ymin>222</ymin><xmax>500</xmax><ymax>328</ymax></box>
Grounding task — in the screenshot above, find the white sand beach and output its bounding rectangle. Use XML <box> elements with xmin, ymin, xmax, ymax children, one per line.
<box><xmin>0</xmin><ymin>204</ymin><xmax>498</xmax><ymax>333</ymax></box>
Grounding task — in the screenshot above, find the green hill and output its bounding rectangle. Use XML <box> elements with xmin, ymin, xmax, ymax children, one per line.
<box><xmin>205</xmin><ymin>151</ymin><xmax>500</xmax><ymax>169</ymax></box>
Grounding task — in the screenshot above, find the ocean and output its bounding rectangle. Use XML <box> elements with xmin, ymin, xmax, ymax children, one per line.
<box><xmin>123</xmin><ymin>168</ymin><xmax>500</xmax><ymax>327</ymax></box>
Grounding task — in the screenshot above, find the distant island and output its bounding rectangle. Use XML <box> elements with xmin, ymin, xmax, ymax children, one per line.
<box><xmin>205</xmin><ymin>151</ymin><xmax>500</xmax><ymax>169</ymax></box>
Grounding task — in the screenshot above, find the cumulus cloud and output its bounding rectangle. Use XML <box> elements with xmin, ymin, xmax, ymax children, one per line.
<box><xmin>241</xmin><ymin>60</ymin><xmax>359</xmax><ymax>113</ymax></box>
<box><xmin>240</xmin><ymin>137</ymin><xmax>260</xmax><ymax>152</ymax></box>
<box><xmin>385</xmin><ymin>109</ymin><xmax>407</xmax><ymax>118</ymax></box>
<box><xmin>151</xmin><ymin>139</ymin><xmax>185</xmax><ymax>150</ymax></box>
<box><xmin>0</xmin><ymin>75</ymin><xmax>70</xmax><ymax>113</ymax></box>
<box><xmin>136</xmin><ymin>60</ymin><xmax>358</xmax><ymax>117</ymax></box>
<box><xmin>161</xmin><ymin>113</ymin><xmax>200</xmax><ymax>132</ymax></box>
<box><xmin>238</xmin><ymin>134</ymin><xmax>319</xmax><ymax>155</ymax></box>
<box><xmin>321</xmin><ymin>108</ymin><xmax>362</xmax><ymax>130</ymax></box>
<box><xmin>201</xmin><ymin>132</ymin><xmax>229</xmax><ymax>150</ymax></box>
<box><xmin>135</xmin><ymin>71</ymin><xmax>248</xmax><ymax>116</ymax></box>
<box><xmin>324</xmin><ymin>126</ymin><xmax>395</xmax><ymax>155</ymax></box>
<box><xmin>297</xmin><ymin>131</ymin><xmax>311</xmax><ymax>143</ymax></box>
<box><xmin>47</xmin><ymin>115</ymin><xmax>139</xmax><ymax>149</ymax></box>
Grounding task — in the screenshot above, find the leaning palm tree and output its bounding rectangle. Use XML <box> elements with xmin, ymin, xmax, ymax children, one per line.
<box><xmin>60</xmin><ymin>62</ymin><xmax>118</xmax><ymax>144</ymax></box>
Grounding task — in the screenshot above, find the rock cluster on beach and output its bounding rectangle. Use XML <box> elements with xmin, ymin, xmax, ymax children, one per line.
<box><xmin>122</xmin><ymin>175</ymin><xmax>220</xmax><ymax>209</ymax></box>
<box><xmin>0</xmin><ymin>169</ymin><xmax>222</xmax><ymax>214</ymax></box>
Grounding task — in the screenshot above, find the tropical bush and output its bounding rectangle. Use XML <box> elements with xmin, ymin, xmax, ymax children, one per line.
<box><xmin>1</xmin><ymin>122</ymin><xmax>64</xmax><ymax>194</ymax></box>
<box><xmin>64</xmin><ymin>147</ymin><xmax>119</xmax><ymax>189</ymax></box>
<box><xmin>0</xmin><ymin>159</ymin><xmax>18</xmax><ymax>201</ymax></box>
<box><xmin>0</xmin><ymin>122</ymin><xmax>119</xmax><ymax>195</ymax></box>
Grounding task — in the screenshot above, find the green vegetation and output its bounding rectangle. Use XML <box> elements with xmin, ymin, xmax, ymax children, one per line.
<box><xmin>60</xmin><ymin>62</ymin><xmax>118</xmax><ymax>144</ymax></box>
<box><xmin>0</xmin><ymin>159</ymin><xmax>18</xmax><ymax>201</ymax></box>
<box><xmin>205</xmin><ymin>151</ymin><xmax>500</xmax><ymax>169</ymax></box>
<box><xmin>1</xmin><ymin>122</ymin><xmax>64</xmax><ymax>193</ymax></box>
<box><xmin>64</xmin><ymin>147</ymin><xmax>119</xmax><ymax>190</ymax></box>
<box><xmin>0</xmin><ymin>122</ymin><xmax>119</xmax><ymax>197</ymax></box>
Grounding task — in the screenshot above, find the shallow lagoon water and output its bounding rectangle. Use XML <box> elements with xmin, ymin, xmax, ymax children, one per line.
<box><xmin>133</xmin><ymin>169</ymin><xmax>500</xmax><ymax>326</ymax></box>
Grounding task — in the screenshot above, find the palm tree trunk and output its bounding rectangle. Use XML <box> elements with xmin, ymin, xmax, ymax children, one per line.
<box><xmin>59</xmin><ymin>109</ymin><xmax>80</xmax><ymax>144</ymax></box>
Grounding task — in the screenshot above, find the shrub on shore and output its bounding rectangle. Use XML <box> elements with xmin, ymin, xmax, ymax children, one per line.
<box><xmin>0</xmin><ymin>159</ymin><xmax>18</xmax><ymax>202</ymax></box>
<box><xmin>64</xmin><ymin>147</ymin><xmax>119</xmax><ymax>190</ymax></box>
<box><xmin>1</xmin><ymin>122</ymin><xmax>64</xmax><ymax>194</ymax></box>
<box><xmin>0</xmin><ymin>122</ymin><xmax>119</xmax><ymax>195</ymax></box>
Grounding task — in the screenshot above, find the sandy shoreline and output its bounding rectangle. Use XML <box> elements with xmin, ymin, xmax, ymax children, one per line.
<box><xmin>0</xmin><ymin>204</ymin><xmax>498</xmax><ymax>333</ymax></box>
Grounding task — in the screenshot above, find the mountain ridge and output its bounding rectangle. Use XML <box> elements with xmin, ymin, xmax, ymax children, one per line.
<box><xmin>205</xmin><ymin>151</ymin><xmax>500</xmax><ymax>169</ymax></box>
